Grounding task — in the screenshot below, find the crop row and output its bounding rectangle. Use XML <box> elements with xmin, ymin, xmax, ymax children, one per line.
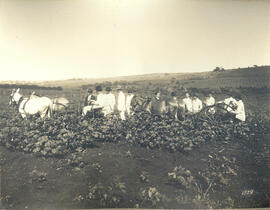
<box><xmin>0</xmin><ymin>109</ymin><xmax>269</xmax><ymax>158</ymax></box>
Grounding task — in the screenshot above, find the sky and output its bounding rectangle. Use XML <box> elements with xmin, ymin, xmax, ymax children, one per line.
<box><xmin>0</xmin><ymin>0</ymin><xmax>269</xmax><ymax>81</ymax></box>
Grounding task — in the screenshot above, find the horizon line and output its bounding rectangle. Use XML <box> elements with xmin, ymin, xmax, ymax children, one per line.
<box><xmin>0</xmin><ymin>64</ymin><xmax>269</xmax><ymax>83</ymax></box>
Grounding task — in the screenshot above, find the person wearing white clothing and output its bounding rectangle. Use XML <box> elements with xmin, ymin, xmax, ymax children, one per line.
<box><xmin>126</xmin><ymin>89</ymin><xmax>135</xmax><ymax>117</ymax></box>
<box><xmin>223</xmin><ymin>97</ymin><xmax>238</xmax><ymax>113</ymax></box>
<box><xmin>82</xmin><ymin>87</ymin><xmax>103</xmax><ymax>117</ymax></box>
<box><xmin>232</xmin><ymin>99</ymin><xmax>245</xmax><ymax>122</ymax></box>
<box><xmin>204</xmin><ymin>93</ymin><xmax>215</xmax><ymax>114</ymax></box>
<box><xmin>225</xmin><ymin>95</ymin><xmax>246</xmax><ymax>122</ymax></box>
<box><xmin>96</xmin><ymin>93</ymin><xmax>104</xmax><ymax>107</ymax></box>
<box><xmin>117</xmin><ymin>87</ymin><xmax>126</xmax><ymax>120</ymax></box>
<box><xmin>95</xmin><ymin>86</ymin><xmax>105</xmax><ymax>108</ymax></box>
<box><xmin>183</xmin><ymin>93</ymin><xmax>193</xmax><ymax>113</ymax></box>
<box><xmin>192</xmin><ymin>95</ymin><xmax>203</xmax><ymax>113</ymax></box>
<box><xmin>102</xmin><ymin>87</ymin><xmax>116</xmax><ymax>116</ymax></box>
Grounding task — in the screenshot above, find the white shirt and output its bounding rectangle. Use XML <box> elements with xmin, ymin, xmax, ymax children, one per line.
<box><xmin>204</xmin><ymin>96</ymin><xmax>215</xmax><ymax>106</ymax></box>
<box><xmin>103</xmin><ymin>93</ymin><xmax>116</xmax><ymax>112</ymax></box>
<box><xmin>126</xmin><ymin>94</ymin><xmax>134</xmax><ymax>109</ymax></box>
<box><xmin>231</xmin><ymin>100</ymin><xmax>246</xmax><ymax>121</ymax></box>
<box><xmin>224</xmin><ymin>97</ymin><xmax>238</xmax><ymax>112</ymax></box>
<box><xmin>183</xmin><ymin>97</ymin><xmax>193</xmax><ymax>113</ymax></box>
<box><xmin>117</xmin><ymin>91</ymin><xmax>126</xmax><ymax>111</ymax></box>
<box><xmin>192</xmin><ymin>98</ymin><xmax>203</xmax><ymax>113</ymax></box>
<box><xmin>96</xmin><ymin>93</ymin><xmax>105</xmax><ymax>107</ymax></box>
<box><xmin>204</xmin><ymin>96</ymin><xmax>215</xmax><ymax>114</ymax></box>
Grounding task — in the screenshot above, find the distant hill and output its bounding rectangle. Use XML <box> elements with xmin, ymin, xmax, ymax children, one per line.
<box><xmin>24</xmin><ymin>71</ymin><xmax>217</xmax><ymax>88</ymax></box>
<box><xmin>32</xmin><ymin>73</ymin><xmax>193</xmax><ymax>88</ymax></box>
<box><xmin>184</xmin><ymin>65</ymin><xmax>270</xmax><ymax>89</ymax></box>
<box><xmin>1</xmin><ymin>65</ymin><xmax>269</xmax><ymax>89</ymax></box>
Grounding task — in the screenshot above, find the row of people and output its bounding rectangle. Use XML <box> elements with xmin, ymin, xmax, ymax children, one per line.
<box><xmin>148</xmin><ymin>91</ymin><xmax>215</xmax><ymax>115</ymax></box>
<box><xmin>148</xmin><ymin>90</ymin><xmax>245</xmax><ymax>122</ymax></box>
<box><xmin>182</xmin><ymin>92</ymin><xmax>245</xmax><ymax>121</ymax></box>
<box><xmin>182</xmin><ymin>92</ymin><xmax>215</xmax><ymax>114</ymax></box>
<box><xmin>83</xmin><ymin>86</ymin><xmax>245</xmax><ymax>122</ymax></box>
<box><xmin>83</xmin><ymin>86</ymin><xmax>134</xmax><ymax>120</ymax></box>
<box><xmin>182</xmin><ymin>91</ymin><xmax>245</xmax><ymax>121</ymax></box>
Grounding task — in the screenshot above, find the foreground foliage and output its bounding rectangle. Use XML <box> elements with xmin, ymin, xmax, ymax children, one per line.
<box><xmin>0</xmin><ymin>108</ymin><xmax>269</xmax><ymax>158</ymax></box>
<box><xmin>0</xmin><ymin>107</ymin><xmax>269</xmax><ymax>209</ymax></box>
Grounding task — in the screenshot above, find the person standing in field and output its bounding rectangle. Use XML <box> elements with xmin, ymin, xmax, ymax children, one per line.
<box><xmin>167</xmin><ymin>91</ymin><xmax>179</xmax><ymax>120</ymax></box>
<box><xmin>146</xmin><ymin>90</ymin><xmax>166</xmax><ymax>116</ymax></box>
<box><xmin>204</xmin><ymin>92</ymin><xmax>215</xmax><ymax>114</ymax></box>
<box><xmin>183</xmin><ymin>92</ymin><xmax>193</xmax><ymax>114</ymax></box>
<box><xmin>117</xmin><ymin>86</ymin><xmax>126</xmax><ymax>120</ymax></box>
<box><xmin>95</xmin><ymin>85</ymin><xmax>105</xmax><ymax>108</ymax></box>
<box><xmin>192</xmin><ymin>94</ymin><xmax>203</xmax><ymax>113</ymax></box>
<box><xmin>223</xmin><ymin>94</ymin><xmax>246</xmax><ymax>122</ymax></box>
<box><xmin>82</xmin><ymin>88</ymin><xmax>103</xmax><ymax>117</ymax></box>
<box><xmin>126</xmin><ymin>88</ymin><xmax>135</xmax><ymax>117</ymax></box>
<box><xmin>102</xmin><ymin>87</ymin><xmax>116</xmax><ymax>116</ymax></box>
<box><xmin>223</xmin><ymin>95</ymin><xmax>238</xmax><ymax>113</ymax></box>
<box><xmin>84</xmin><ymin>89</ymin><xmax>96</xmax><ymax>106</ymax></box>
<box><xmin>232</xmin><ymin>95</ymin><xmax>245</xmax><ymax>122</ymax></box>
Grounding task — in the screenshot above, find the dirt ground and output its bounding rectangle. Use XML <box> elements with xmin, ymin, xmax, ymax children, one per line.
<box><xmin>1</xmin><ymin>133</ymin><xmax>269</xmax><ymax>209</ymax></box>
<box><xmin>0</xmin><ymin>88</ymin><xmax>269</xmax><ymax>209</ymax></box>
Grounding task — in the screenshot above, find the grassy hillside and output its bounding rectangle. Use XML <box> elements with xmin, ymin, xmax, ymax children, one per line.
<box><xmin>182</xmin><ymin>66</ymin><xmax>270</xmax><ymax>89</ymax></box>
<box><xmin>42</xmin><ymin>65</ymin><xmax>270</xmax><ymax>89</ymax></box>
<box><xmin>1</xmin><ymin>65</ymin><xmax>269</xmax><ymax>89</ymax></box>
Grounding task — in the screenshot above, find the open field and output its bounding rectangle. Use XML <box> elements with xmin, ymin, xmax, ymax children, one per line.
<box><xmin>0</xmin><ymin>67</ymin><xmax>270</xmax><ymax>209</ymax></box>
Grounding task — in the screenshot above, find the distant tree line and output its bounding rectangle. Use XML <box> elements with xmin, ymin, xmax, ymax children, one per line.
<box><xmin>213</xmin><ymin>67</ymin><xmax>225</xmax><ymax>72</ymax></box>
<box><xmin>80</xmin><ymin>65</ymin><xmax>270</xmax><ymax>95</ymax></box>
<box><xmin>0</xmin><ymin>84</ymin><xmax>62</xmax><ymax>90</ymax></box>
<box><xmin>213</xmin><ymin>65</ymin><xmax>270</xmax><ymax>72</ymax></box>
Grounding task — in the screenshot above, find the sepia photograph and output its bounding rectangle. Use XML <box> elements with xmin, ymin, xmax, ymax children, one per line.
<box><xmin>0</xmin><ymin>0</ymin><xmax>269</xmax><ymax>209</ymax></box>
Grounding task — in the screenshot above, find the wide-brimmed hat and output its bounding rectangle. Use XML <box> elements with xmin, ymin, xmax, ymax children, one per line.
<box><xmin>170</xmin><ymin>91</ymin><xmax>176</xmax><ymax>97</ymax></box>
<box><xmin>95</xmin><ymin>85</ymin><xmax>102</xmax><ymax>92</ymax></box>
<box><xmin>105</xmin><ymin>87</ymin><xmax>111</xmax><ymax>92</ymax></box>
<box><xmin>127</xmin><ymin>88</ymin><xmax>135</xmax><ymax>93</ymax></box>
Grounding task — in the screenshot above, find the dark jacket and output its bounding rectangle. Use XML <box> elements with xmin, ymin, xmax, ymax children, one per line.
<box><xmin>150</xmin><ymin>97</ymin><xmax>165</xmax><ymax>115</ymax></box>
<box><xmin>84</xmin><ymin>95</ymin><xmax>96</xmax><ymax>106</ymax></box>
